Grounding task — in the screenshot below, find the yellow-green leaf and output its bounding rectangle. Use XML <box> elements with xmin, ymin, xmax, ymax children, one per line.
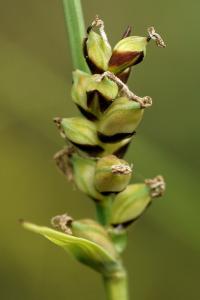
<box><xmin>22</xmin><ymin>222</ymin><xmax>120</xmax><ymax>275</ymax></box>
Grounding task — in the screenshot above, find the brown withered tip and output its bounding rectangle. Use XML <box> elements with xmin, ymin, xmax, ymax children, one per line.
<box><xmin>51</xmin><ymin>213</ymin><xmax>73</xmax><ymax>235</ymax></box>
<box><xmin>53</xmin><ymin>147</ymin><xmax>74</xmax><ymax>182</ymax></box>
<box><xmin>111</xmin><ymin>164</ymin><xmax>132</xmax><ymax>175</ymax></box>
<box><xmin>53</xmin><ymin>117</ymin><xmax>62</xmax><ymax>126</ymax></box>
<box><xmin>121</xmin><ymin>25</ymin><xmax>132</xmax><ymax>39</ymax></box>
<box><xmin>19</xmin><ymin>218</ymin><xmax>24</xmax><ymax>224</ymax></box>
<box><xmin>147</xmin><ymin>27</ymin><xmax>166</xmax><ymax>48</ymax></box>
<box><xmin>53</xmin><ymin>146</ymin><xmax>75</xmax><ymax>160</ymax></box>
<box><xmin>53</xmin><ymin>117</ymin><xmax>66</xmax><ymax>138</ymax></box>
<box><xmin>141</xmin><ymin>96</ymin><xmax>153</xmax><ymax>108</ymax></box>
<box><xmin>145</xmin><ymin>175</ymin><xmax>166</xmax><ymax>197</ymax></box>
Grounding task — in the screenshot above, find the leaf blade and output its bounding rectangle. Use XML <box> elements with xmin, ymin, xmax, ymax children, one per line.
<box><xmin>22</xmin><ymin>222</ymin><xmax>120</xmax><ymax>275</ymax></box>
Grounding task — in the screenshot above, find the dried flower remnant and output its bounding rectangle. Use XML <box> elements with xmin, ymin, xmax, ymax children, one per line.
<box><xmin>145</xmin><ymin>175</ymin><xmax>166</xmax><ymax>197</ymax></box>
<box><xmin>147</xmin><ymin>27</ymin><xmax>166</xmax><ymax>47</ymax></box>
<box><xmin>51</xmin><ymin>213</ymin><xmax>73</xmax><ymax>235</ymax></box>
<box><xmin>94</xmin><ymin>71</ymin><xmax>152</xmax><ymax>108</ymax></box>
<box><xmin>54</xmin><ymin>147</ymin><xmax>75</xmax><ymax>182</ymax></box>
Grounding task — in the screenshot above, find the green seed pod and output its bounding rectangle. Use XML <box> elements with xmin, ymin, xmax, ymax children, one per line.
<box><xmin>70</xmin><ymin>153</ymin><xmax>106</xmax><ymax>202</ymax></box>
<box><xmin>71</xmin><ymin>70</ymin><xmax>97</xmax><ymax>120</ymax></box>
<box><xmin>98</xmin><ymin>97</ymin><xmax>144</xmax><ymax>143</ymax></box>
<box><xmin>71</xmin><ymin>70</ymin><xmax>118</xmax><ymax>120</ymax></box>
<box><xmin>94</xmin><ymin>155</ymin><xmax>132</xmax><ymax>193</ymax></box>
<box><xmin>108</xmin><ymin>36</ymin><xmax>148</xmax><ymax>74</ymax></box>
<box><xmin>111</xmin><ymin>176</ymin><xmax>165</xmax><ymax>226</ymax></box>
<box><xmin>54</xmin><ymin>117</ymin><xmax>103</xmax><ymax>157</ymax></box>
<box><xmin>84</xmin><ymin>30</ymin><xmax>112</xmax><ymax>73</ymax></box>
<box><xmin>72</xmin><ymin>219</ymin><xmax>118</xmax><ymax>258</ymax></box>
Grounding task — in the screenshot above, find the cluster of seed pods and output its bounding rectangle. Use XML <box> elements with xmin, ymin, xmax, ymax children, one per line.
<box><xmin>52</xmin><ymin>16</ymin><xmax>166</xmax><ymax>250</ymax></box>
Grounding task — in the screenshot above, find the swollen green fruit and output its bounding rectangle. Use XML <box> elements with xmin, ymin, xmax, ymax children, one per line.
<box><xmin>72</xmin><ymin>219</ymin><xmax>118</xmax><ymax>258</ymax></box>
<box><xmin>111</xmin><ymin>176</ymin><xmax>165</xmax><ymax>226</ymax></box>
<box><xmin>98</xmin><ymin>97</ymin><xmax>144</xmax><ymax>143</ymax></box>
<box><xmin>94</xmin><ymin>155</ymin><xmax>132</xmax><ymax>193</ymax></box>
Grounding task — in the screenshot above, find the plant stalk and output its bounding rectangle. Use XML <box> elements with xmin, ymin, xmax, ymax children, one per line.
<box><xmin>96</xmin><ymin>198</ymin><xmax>112</xmax><ymax>226</ymax></box>
<box><xmin>62</xmin><ymin>0</ymin><xmax>89</xmax><ymax>72</ymax></box>
<box><xmin>103</xmin><ymin>269</ymin><xmax>129</xmax><ymax>300</ymax></box>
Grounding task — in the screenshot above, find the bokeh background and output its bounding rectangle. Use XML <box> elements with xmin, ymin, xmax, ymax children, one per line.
<box><xmin>0</xmin><ymin>0</ymin><xmax>200</xmax><ymax>299</ymax></box>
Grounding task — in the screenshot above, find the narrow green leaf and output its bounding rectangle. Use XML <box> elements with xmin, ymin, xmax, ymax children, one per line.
<box><xmin>22</xmin><ymin>222</ymin><xmax>120</xmax><ymax>275</ymax></box>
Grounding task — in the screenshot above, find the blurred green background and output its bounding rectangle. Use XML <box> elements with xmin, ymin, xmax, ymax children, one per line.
<box><xmin>0</xmin><ymin>0</ymin><xmax>199</xmax><ymax>299</ymax></box>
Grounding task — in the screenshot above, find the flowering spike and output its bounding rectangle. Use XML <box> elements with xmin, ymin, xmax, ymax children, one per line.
<box><xmin>23</xmin><ymin>13</ymin><xmax>167</xmax><ymax>287</ymax></box>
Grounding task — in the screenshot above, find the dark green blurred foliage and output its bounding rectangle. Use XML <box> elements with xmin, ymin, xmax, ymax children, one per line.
<box><xmin>0</xmin><ymin>0</ymin><xmax>199</xmax><ymax>299</ymax></box>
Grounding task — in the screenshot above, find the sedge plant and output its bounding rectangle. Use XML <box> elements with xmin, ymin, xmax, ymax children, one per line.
<box><xmin>22</xmin><ymin>1</ymin><xmax>166</xmax><ymax>299</ymax></box>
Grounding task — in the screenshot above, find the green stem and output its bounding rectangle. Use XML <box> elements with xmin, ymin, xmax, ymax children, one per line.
<box><xmin>103</xmin><ymin>269</ymin><xmax>129</xmax><ymax>300</ymax></box>
<box><xmin>96</xmin><ymin>198</ymin><xmax>112</xmax><ymax>226</ymax></box>
<box><xmin>62</xmin><ymin>0</ymin><xmax>89</xmax><ymax>72</ymax></box>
